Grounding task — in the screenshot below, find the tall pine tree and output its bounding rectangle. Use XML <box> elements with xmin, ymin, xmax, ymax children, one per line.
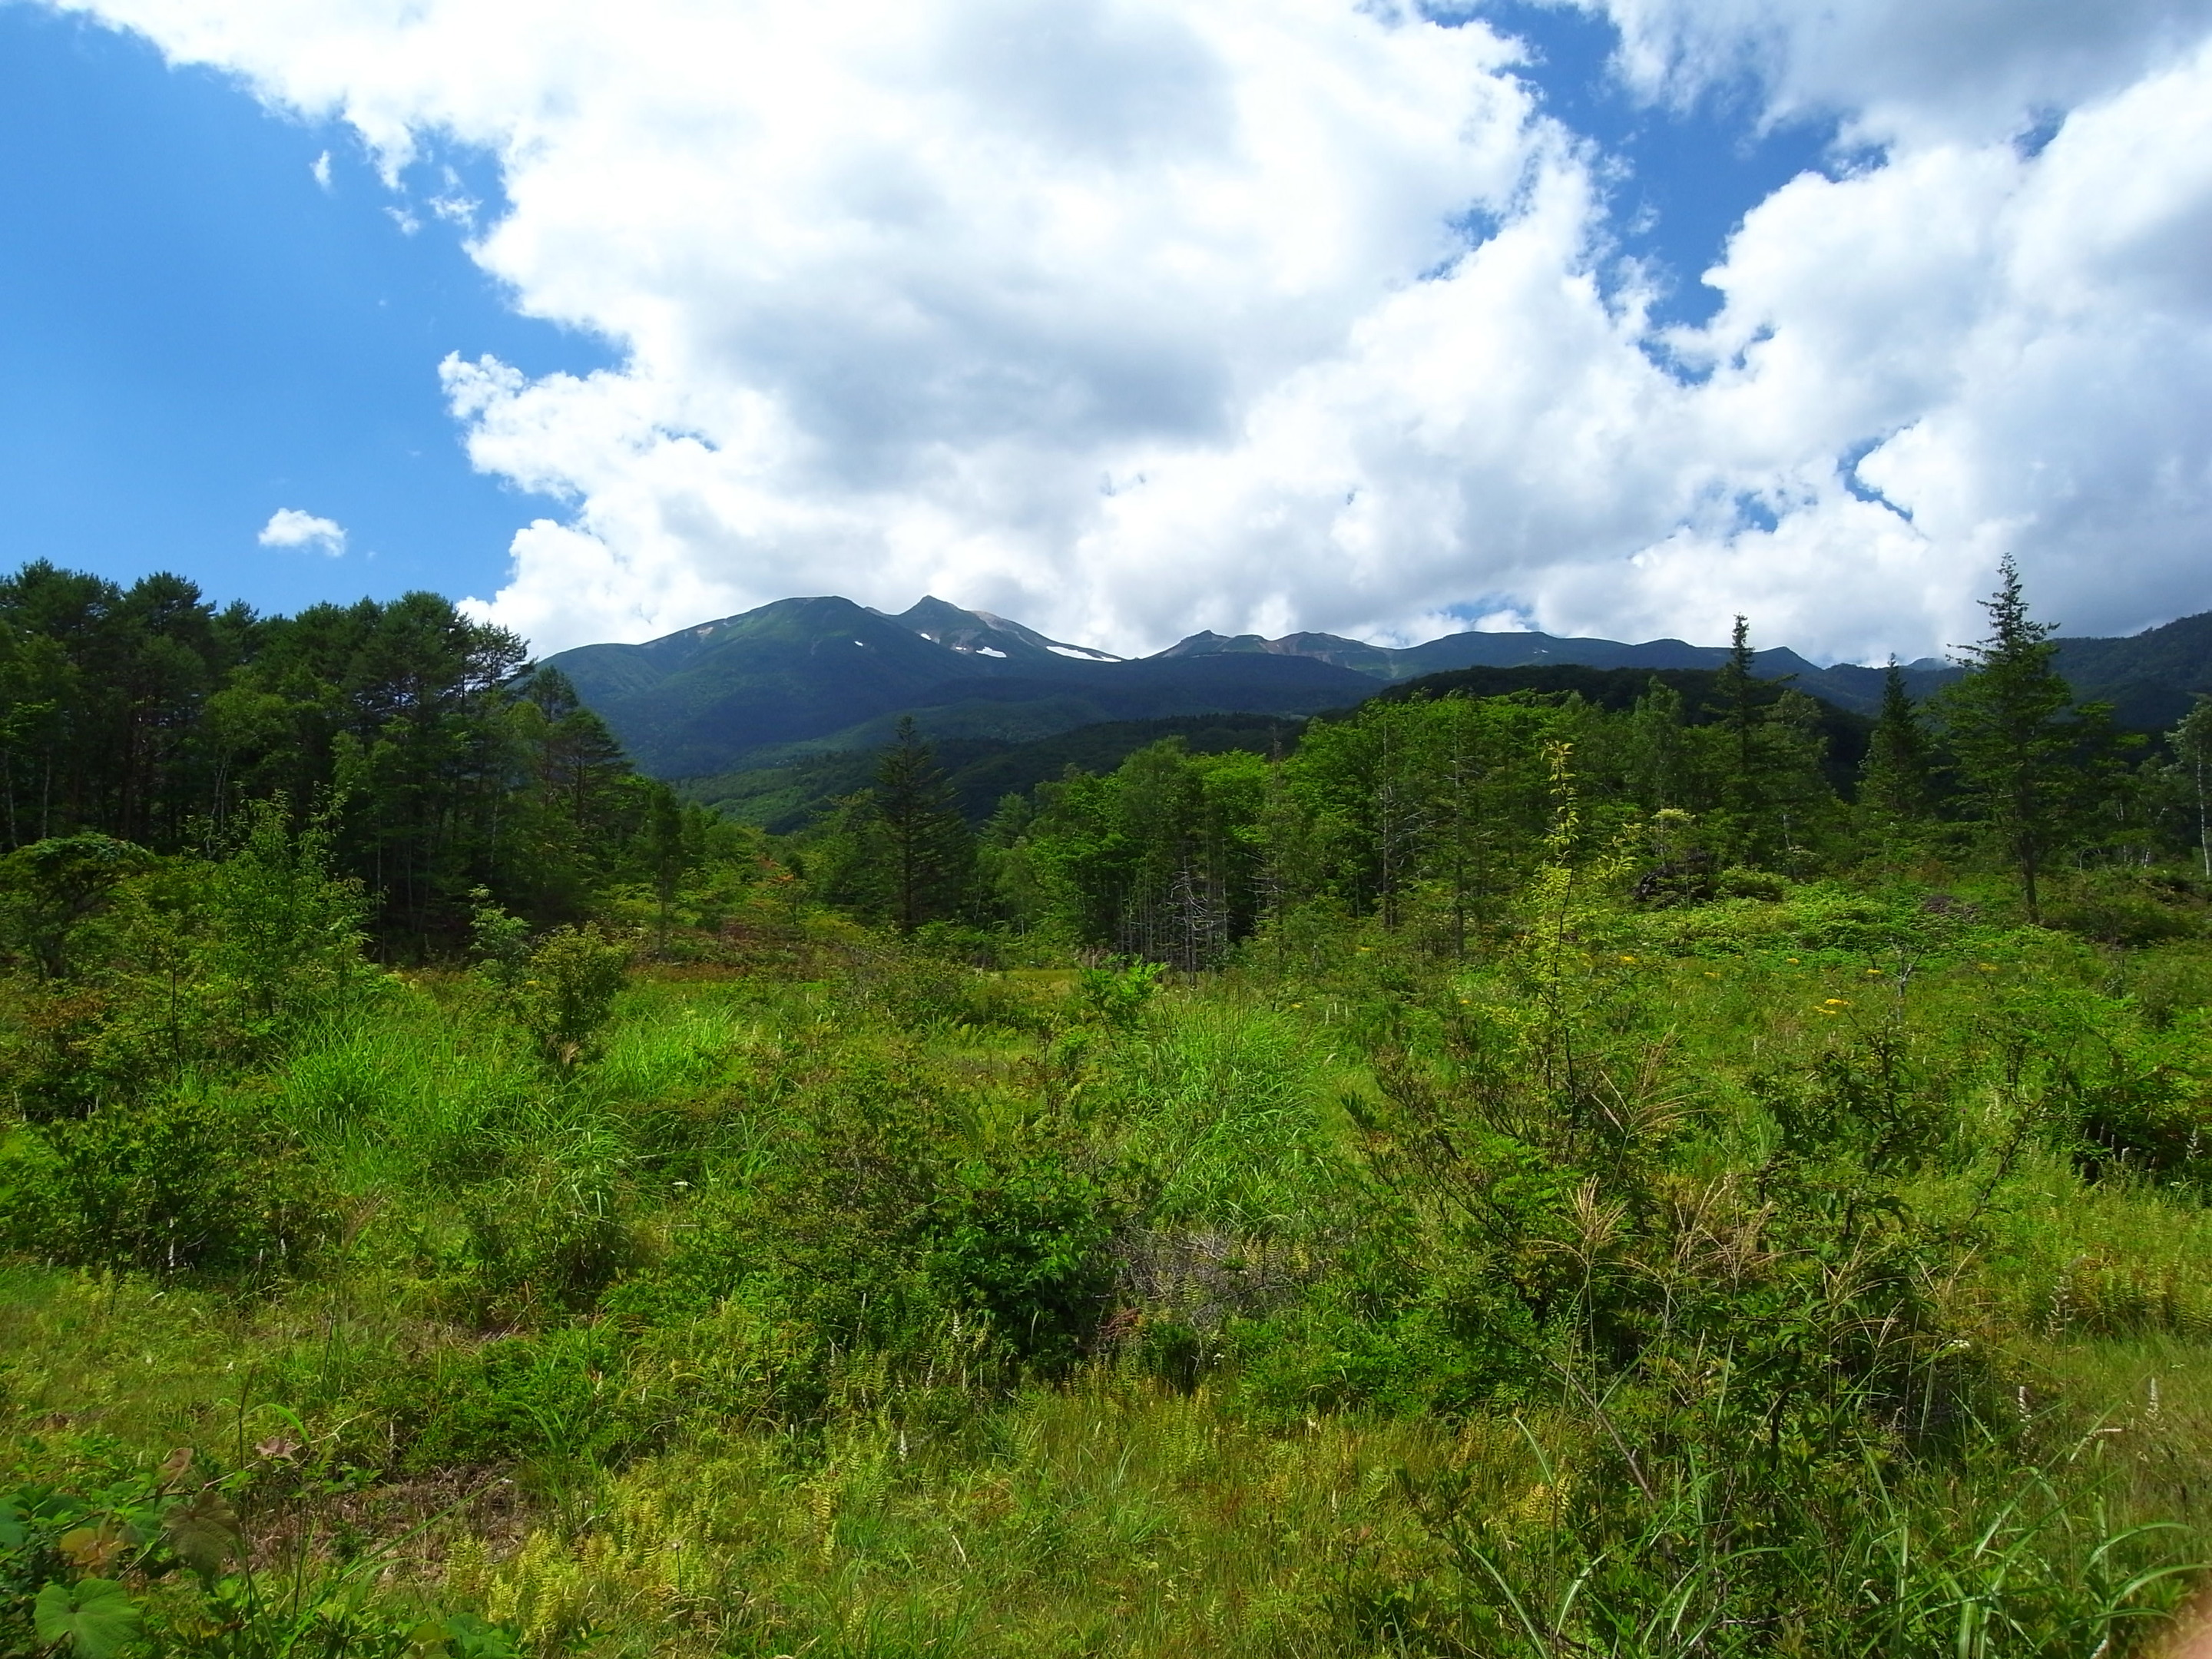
<box><xmin>1859</xmin><ymin>658</ymin><xmax>1932</xmax><ymax>826</ymax></box>
<box><xmin>874</xmin><ymin>716</ymin><xmax>972</xmax><ymax>932</ymax></box>
<box><xmin>1714</xmin><ymin>615</ymin><xmax>1763</xmax><ymax>839</ymax></box>
<box><xmin>1703</xmin><ymin>616</ymin><xmax>1833</xmax><ymax>867</ymax></box>
<box><xmin>1937</xmin><ymin>557</ymin><xmax>2101</xmax><ymax>924</ymax></box>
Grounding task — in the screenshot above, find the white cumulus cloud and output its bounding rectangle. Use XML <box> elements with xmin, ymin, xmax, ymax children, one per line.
<box><xmin>1593</xmin><ymin>0</ymin><xmax>2212</xmax><ymax>144</ymax></box>
<box><xmin>48</xmin><ymin>0</ymin><xmax>2212</xmax><ymax>661</ymax></box>
<box><xmin>257</xmin><ymin>507</ymin><xmax>346</xmax><ymax>556</ymax></box>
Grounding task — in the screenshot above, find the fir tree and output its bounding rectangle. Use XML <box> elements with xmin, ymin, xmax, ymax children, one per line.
<box><xmin>874</xmin><ymin>716</ymin><xmax>971</xmax><ymax>932</ymax></box>
<box><xmin>1859</xmin><ymin>658</ymin><xmax>1932</xmax><ymax>825</ymax></box>
<box><xmin>1703</xmin><ymin>616</ymin><xmax>1833</xmax><ymax>867</ymax></box>
<box><xmin>1714</xmin><ymin>615</ymin><xmax>1762</xmax><ymax>836</ymax></box>
<box><xmin>1936</xmin><ymin>557</ymin><xmax>2095</xmax><ymax>924</ymax></box>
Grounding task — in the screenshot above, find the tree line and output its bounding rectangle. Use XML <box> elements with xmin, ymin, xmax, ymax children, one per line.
<box><xmin>812</xmin><ymin>559</ymin><xmax>2204</xmax><ymax>953</ymax></box>
<box><xmin>4</xmin><ymin>555</ymin><xmax>2199</xmax><ymax>963</ymax></box>
<box><xmin>0</xmin><ymin>561</ymin><xmax>717</xmax><ymax>954</ymax></box>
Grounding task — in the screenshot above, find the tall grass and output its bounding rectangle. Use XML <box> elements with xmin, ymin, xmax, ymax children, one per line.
<box><xmin>9</xmin><ymin>925</ymin><xmax>2212</xmax><ymax>1656</ymax></box>
<box><xmin>1105</xmin><ymin>996</ymin><xmax>1343</xmax><ymax>1233</ymax></box>
<box><xmin>273</xmin><ymin>992</ymin><xmax>539</xmax><ymax>1191</ymax></box>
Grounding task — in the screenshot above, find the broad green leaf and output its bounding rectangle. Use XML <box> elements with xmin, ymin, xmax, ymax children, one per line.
<box><xmin>0</xmin><ymin>1496</ymin><xmax>27</xmax><ymax>1552</ymax></box>
<box><xmin>33</xmin><ymin>1578</ymin><xmax>141</xmax><ymax>1659</ymax></box>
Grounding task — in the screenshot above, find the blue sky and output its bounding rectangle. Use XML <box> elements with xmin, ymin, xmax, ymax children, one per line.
<box><xmin>1</xmin><ymin>1</ymin><xmax>1826</xmax><ymax>628</ymax></box>
<box><xmin>0</xmin><ymin>5</ymin><xmax>608</xmax><ymax>615</ymax></box>
<box><xmin>1479</xmin><ymin>2</ymin><xmax>1839</xmax><ymax>333</ymax></box>
<box><xmin>5</xmin><ymin>0</ymin><xmax>2210</xmax><ymax>661</ymax></box>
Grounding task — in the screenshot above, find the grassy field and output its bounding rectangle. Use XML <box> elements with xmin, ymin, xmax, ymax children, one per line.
<box><xmin>8</xmin><ymin>874</ymin><xmax>2212</xmax><ymax>1656</ymax></box>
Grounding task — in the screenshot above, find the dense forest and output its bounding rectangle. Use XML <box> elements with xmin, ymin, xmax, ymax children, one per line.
<box><xmin>8</xmin><ymin>556</ymin><xmax>2212</xmax><ymax>1656</ymax></box>
<box><xmin>804</xmin><ymin>571</ymin><xmax>2178</xmax><ymax>958</ymax></box>
<box><xmin>0</xmin><ymin>559</ymin><xmax>729</xmax><ymax>953</ymax></box>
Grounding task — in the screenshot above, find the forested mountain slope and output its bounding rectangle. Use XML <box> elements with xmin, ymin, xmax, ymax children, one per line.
<box><xmin>551</xmin><ymin>593</ymin><xmax>2212</xmax><ymax>782</ymax></box>
<box><xmin>680</xmin><ymin>661</ymin><xmax>1881</xmax><ymax>833</ymax></box>
<box><xmin>546</xmin><ymin>596</ymin><xmax>1376</xmax><ymax>777</ymax></box>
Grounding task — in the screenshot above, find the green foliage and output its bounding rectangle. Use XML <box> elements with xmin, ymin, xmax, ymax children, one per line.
<box><xmin>2042</xmin><ymin>868</ymin><xmax>2204</xmax><ymax>948</ymax></box>
<box><xmin>1406</xmin><ymin>1432</ymin><xmax>2193</xmax><ymax>1657</ymax></box>
<box><xmin>466</xmin><ymin>888</ymin><xmax>532</xmax><ymax>988</ymax></box>
<box><xmin>1862</xmin><ymin>655</ymin><xmax>1935</xmax><ymax>827</ymax></box>
<box><xmin>2171</xmin><ymin>694</ymin><xmax>2212</xmax><ymax>879</ymax></box>
<box><xmin>461</xmin><ymin>1159</ymin><xmax>639</xmax><ymax>1323</ymax></box>
<box><xmin>33</xmin><ymin>1577</ymin><xmax>139</xmax><ymax>1658</ymax></box>
<box><xmin>0</xmin><ymin>1455</ymin><xmax>520</xmax><ymax>1659</ymax></box>
<box><xmin>0</xmin><ymin>808</ymin><xmax>382</xmax><ymax>1126</ymax></box>
<box><xmin>804</xmin><ymin>719</ymin><xmax>974</xmax><ymax>933</ymax></box>
<box><xmin>0</xmin><ymin>1085</ymin><xmax>329</xmax><ymax>1276</ymax></box>
<box><xmin>0</xmin><ymin>835</ymin><xmax>155</xmax><ymax>979</ymax></box>
<box><xmin>1938</xmin><ymin>557</ymin><xmax>2134</xmax><ymax>923</ymax></box>
<box><xmin>11</xmin><ymin>598</ymin><xmax>2212</xmax><ymax>1656</ymax></box>
<box><xmin>190</xmin><ymin>800</ymin><xmax>376</xmax><ymax>1045</ymax></box>
<box><xmin>1707</xmin><ymin>614</ymin><xmax>1836</xmax><ymax>866</ymax></box>
<box><xmin>0</xmin><ymin>563</ymin><xmax>708</xmax><ymax>956</ymax></box>
<box><xmin>1072</xmin><ymin>958</ymin><xmax>1163</xmax><ymax>1030</ymax></box>
<box><xmin>931</xmin><ymin>1156</ymin><xmax>1118</xmax><ymax>1369</ymax></box>
<box><xmin>495</xmin><ymin>922</ymin><xmax>632</xmax><ymax>1069</ymax></box>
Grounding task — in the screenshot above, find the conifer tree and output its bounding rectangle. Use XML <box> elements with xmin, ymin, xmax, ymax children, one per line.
<box><xmin>522</xmin><ymin>667</ymin><xmax>631</xmax><ymax>831</ymax></box>
<box><xmin>874</xmin><ymin>716</ymin><xmax>971</xmax><ymax>932</ymax></box>
<box><xmin>1859</xmin><ymin>658</ymin><xmax>1932</xmax><ymax>825</ymax></box>
<box><xmin>1937</xmin><ymin>557</ymin><xmax>2098</xmax><ymax>924</ymax></box>
<box><xmin>1714</xmin><ymin>615</ymin><xmax>1762</xmax><ymax>836</ymax></box>
<box><xmin>1704</xmin><ymin>616</ymin><xmax>1833</xmax><ymax>867</ymax></box>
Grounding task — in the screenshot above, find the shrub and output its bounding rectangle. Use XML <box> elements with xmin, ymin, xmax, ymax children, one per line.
<box><xmin>508</xmin><ymin>925</ymin><xmax>631</xmax><ymax>1068</ymax></box>
<box><xmin>1716</xmin><ymin>864</ymin><xmax>1788</xmax><ymax>902</ymax></box>
<box><xmin>930</xmin><ymin>1154</ymin><xmax>1119</xmax><ymax>1369</ymax></box>
<box><xmin>191</xmin><ymin>800</ymin><xmax>376</xmax><ymax>1046</ymax></box>
<box><xmin>0</xmin><ymin>1086</ymin><xmax>329</xmax><ymax>1277</ymax></box>
<box><xmin>398</xmin><ymin>1324</ymin><xmax>645</xmax><ymax>1469</ymax></box>
<box><xmin>1075</xmin><ymin>957</ymin><xmax>1166</xmax><ymax>1030</ymax></box>
<box><xmin>0</xmin><ymin>833</ymin><xmax>154</xmax><ymax>979</ymax></box>
<box><xmin>460</xmin><ymin>1158</ymin><xmax>641</xmax><ymax>1322</ymax></box>
<box><xmin>2065</xmin><ymin>1028</ymin><xmax>2212</xmax><ymax>1187</ymax></box>
<box><xmin>2127</xmin><ymin>945</ymin><xmax>2212</xmax><ymax>1029</ymax></box>
<box><xmin>2045</xmin><ymin>869</ymin><xmax>2203</xmax><ymax>948</ymax></box>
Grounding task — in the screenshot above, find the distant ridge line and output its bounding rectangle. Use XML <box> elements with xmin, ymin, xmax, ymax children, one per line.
<box><xmin>545</xmin><ymin>594</ymin><xmax>2212</xmax><ymax>778</ymax></box>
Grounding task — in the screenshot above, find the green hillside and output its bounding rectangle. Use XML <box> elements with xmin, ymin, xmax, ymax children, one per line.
<box><xmin>548</xmin><ymin>594</ymin><xmax>2212</xmax><ymax>788</ymax></box>
<box><xmin>682</xmin><ymin>711</ymin><xmax>1309</xmax><ymax>831</ymax></box>
<box><xmin>680</xmin><ymin>662</ymin><xmax>1883</xmax><ymax>835</ymax></box>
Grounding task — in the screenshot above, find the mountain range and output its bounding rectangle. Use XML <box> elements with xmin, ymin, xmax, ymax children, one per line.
<box><xmin>546</xmin><ymin>594</ymin><xmax>2212</xmax><ymax>781</ymax></box>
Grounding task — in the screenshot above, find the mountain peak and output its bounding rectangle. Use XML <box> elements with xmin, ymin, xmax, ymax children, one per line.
<box><xmin>890</xmin><ymin>596</ymin><xmax>1122</xmax><ymax>663</ymax></box>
